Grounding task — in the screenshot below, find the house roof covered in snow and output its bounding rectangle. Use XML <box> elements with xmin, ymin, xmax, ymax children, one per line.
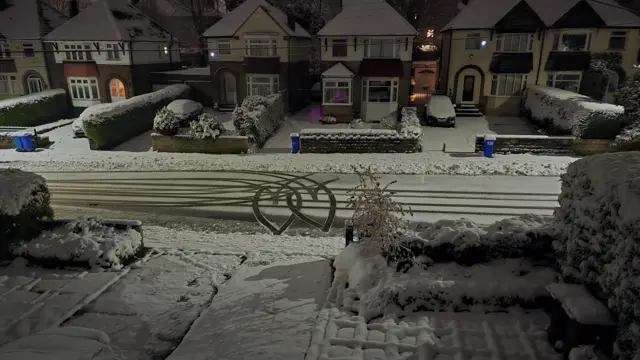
<box><xmin>442</xmin><ymin>0</ymin><xmax>640</xmax><ymax>31</ymax></box>
<box><xmin>0</xmin><ymin>0</ymin><xmax>68</xmax><ymax>40</ymax></box>
<box><xmin>44</xmin><ymin>0</ymin><xmax>177</xmax><ymax>42</ymax></box>
<box><xmin>322</xmin><ymin>62</ymin><xmax>354</xmax><ymax>77</ymax></box>
<box><xmin>202</xmin><ymin>0</ymin><xmax>310</xmax><ymax>38</ymax></box>
<box><xmin>317</xmin><ymin>0</ymin><xmax>417</xmax><ymax>36</ymax></box>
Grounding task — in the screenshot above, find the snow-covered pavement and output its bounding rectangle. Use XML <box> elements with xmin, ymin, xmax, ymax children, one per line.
<box><xmin>38</xmin><ymin>171</ymin><xmax>561</xmax><ymax>230</ymax></box>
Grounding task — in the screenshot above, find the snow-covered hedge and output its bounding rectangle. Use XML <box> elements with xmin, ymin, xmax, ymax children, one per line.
<box><xmin>553</xmin><ymin>152</ymin><xmax>640</xmax><ymax>359</ymax></box>
<box><xmin>0</xmin><ymin>169</ymin><xmax>53</xmax><ymax>250</ymax></box>
<box><xmin>231</xmin><ymin>94</ymin><xmax>284</xmax><ymax>146</ymax></box>
<box><xmin>612</xmin><ymin>117</ymin><xmax>640</xmax><ymax>151</ymax></box>
<box><xmin>399</xmin><ymin>106</ymin><xmax>422</xmax><ymax>137</ymax></box>
<box><xmin>524</xmin><ymin>85</ymin><xmax>624</xmax><ymax>138</ymax></box>
<box><xmin>0</xmin><ymin>89</ymin><xmax>70</xmax><ymax>127</ymax></box>
<box><xmin>83</xmin><ymin>84</ymin><xmax>190</xmax><ymax>150</ymax></box>
<box><xmin>188</xmin><ymin>113</ymin><xmax>225</xmax><ymax>140</ymax></box>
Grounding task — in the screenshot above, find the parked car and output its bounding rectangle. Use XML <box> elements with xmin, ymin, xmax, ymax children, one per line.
<box><xmin>425</xmin><ymin>95</ymin><xmax>456</xmax><ymax>127</ymax></box>
<box><xmin>167</xmin><ymin>99</ymin><xmax>203</xmax><ymax>127</ymax></box>
<box><xmin>71</xmin><ymin>103</ymin><xmax>112</xmax><ymax>138</ymax></box>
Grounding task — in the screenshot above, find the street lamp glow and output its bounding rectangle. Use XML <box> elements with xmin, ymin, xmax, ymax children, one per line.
<box><xmin>210</xmin><ymin>52</ymin><xmax>216</xmax><ymax>57</ymax></box>
<box><xmin>481</xmin><ymin>40</ymin><xmax>487</xmax><ymax>47</ymax></box>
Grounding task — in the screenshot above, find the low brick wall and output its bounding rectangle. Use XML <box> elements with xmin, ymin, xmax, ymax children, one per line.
<box><xmin>300</xmin><ymin>129</ymin><xmax>421</xmax><ymax>153</ymax></box>
<box><xmin>152</xmin><ymin>134</ymin><xmax>249</xmax><ymax>154</ymax></box>
<box><xmin>474</xmin><ymin>134</ymin><xmax>574</xmax><ymax>154</ymax></box>
<box><xmin>572</xmin><ymin>139</ymin><xmax>612</xmax><ymax>156</ymax></box>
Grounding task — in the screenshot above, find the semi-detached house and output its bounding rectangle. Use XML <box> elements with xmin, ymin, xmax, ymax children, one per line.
<box><xmin>43</xmin><ymin>0</ymin><xmax>180</xmax><ymax>110</ymax></box>
<box><xmin>439</xmin><ymin>0</ymin><xmax>640</xmax><ymax>116</ymax></box>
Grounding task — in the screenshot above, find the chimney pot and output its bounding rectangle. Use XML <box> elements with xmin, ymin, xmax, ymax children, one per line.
<box><xmin>66</xmin><ymin>0</ymin><xmax>79</xmax><ymax>18</ymax></box>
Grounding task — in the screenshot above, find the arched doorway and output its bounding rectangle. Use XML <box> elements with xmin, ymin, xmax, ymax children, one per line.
<box><xmin>109</xmin><ymin>79</ymin><xmax>126</xmax><ymax>102</ymax></box>
<box><xmin>219</xmin><ymin>71</ymin><xmax>237</xmax><ymax>105</ymax></box>
<box><xmin>454</xmin><ymin>66</ymin><xmax>484</xmax><ymax>104</ymax></box>
<box><xmin>27</xmin><ymin>74</ymin><xmax>44</xmax><ymax>94</ymax></box>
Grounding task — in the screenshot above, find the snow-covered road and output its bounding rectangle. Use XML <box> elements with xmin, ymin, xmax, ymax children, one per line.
<box><xmin>38</xmin><ymin>170</ymin><xmax>561</xmax><ymax>231</ymax></box>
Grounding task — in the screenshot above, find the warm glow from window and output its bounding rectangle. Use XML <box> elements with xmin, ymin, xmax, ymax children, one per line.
<box><xmin>426</xmin><ymin>29</ymin><xmax>434</xmax><ymax>38</ymax></box>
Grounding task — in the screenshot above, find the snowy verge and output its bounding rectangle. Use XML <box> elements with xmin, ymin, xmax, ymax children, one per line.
<box><xmin>0</xmin><ymin>151</ymin><xmax>577</xmax><ymax>176</ymax></box>
<box><xmin>12</xmin><ymin>216</ymin><xmax>143</xmax><ymax>270</ymax></box>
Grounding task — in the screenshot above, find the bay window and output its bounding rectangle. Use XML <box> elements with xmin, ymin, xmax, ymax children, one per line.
<box><xmin>64</xmin><ymin>43</ymin><xmax>92</xmax><ymax>61</ymax></box>
<box><xmin>247</xmin><ymin>75</ymin><xmax>278</xmax><ymax>96</ymax></box>
<box><xmin>0</xmin><ymin>74</ymin><xmax>18</xmax><ymax>94</ymax></box>
<box><xmin>323</xmin><ymin>79</ymin><xmax>351</xmax><ymax>105</ymax></box>
<box><xmin>495</xmin><ymin>34</ymin><xmax>533</xmax><ymax>52</ymax></box>
<box><xmin>245</xmin><ymin>38</ymin><xmax>277</xmax><ymax>57</ymax></box>
<box><xmin>0</xmin><ymin>39</ymin><xmax>10</xmax><ymax>58</ymax></box>
<box><xmin>546</xmin><ymin>72</ymin><xmax>582</xmax><ymax>93</ymax></box>
<box><xmin>68</xmin><ymin>77</ymin><xmax>99</xmax><ymax>100</ymax></box>
<box><xmin>363</xmin><ymin>38</ymin><xmax>401</xmax><ymax>58</ymax></box>
<box><xmin>362</xmin><ymin>79</ymin><xmax>399</xmax><ymax>102</ymax></box>
<box><xmin>490</xmin><ymin>74</ymin><xmax>528</xmax><ymax>96</ymax></box>
<box><xmin>552</xmin><ymin>32</ymin><xmax>591</xmax><ymax>51</ymax></box>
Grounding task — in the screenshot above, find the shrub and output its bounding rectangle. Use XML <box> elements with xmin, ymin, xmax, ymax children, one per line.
<box><xmin>380</xmin><ymin>114</ymin><xmax>398</xmax><ymax>130</ymax></box>
<box><xmin>615</xmin><ymin>68</ymin><xmax>640</xmax><ymax>111</ymax></box>
<box><xmin>348</xmin><ymin>118</ymin><xmax>365</xmax><ymax>128</ymax></box>
<box><xmin>0</xmin><ymin>89</ymin><xmax>70</xmax><ymax>127</ymax></box>
<box><xmin>399</xmin><ymin>106</ymin><xmax>422</xmax><ymax>137</ymax></box>
<box><xmin>612</xmin><ymin>116</ymin><xmax>640</xmax><ymax>150</ymax></box>
<box><xmin>189</xmin><ymin>113</ymin><xmax>225</xmax><ymax>139</ymax></box>
<box><xmin>231</xmin><ymin>94</ymin><xmax>284</xmax><ymax>146</ymax></box>
<box><xmin>83</xmin><ymin>84</ymin><xmax>189</xmax><ymax>150</ymax></box>
<box><xmin>572</xmin><ymin>111</ymin><xmax>627</xmax><ymax>140</ymax></box>
<box><xmin>167</xmin><ymin>99</ymin><xmax>203</xmax><ymax>126</ymax></box>
<box><xmin>323</xmin><ymin>115</ymin><xmax>337</xmax><ymax>124</ymax></box>
<box><xmin>153</xmin><ymin>106</ymin><xmax>179</xmax><ymax>136</ymax></box>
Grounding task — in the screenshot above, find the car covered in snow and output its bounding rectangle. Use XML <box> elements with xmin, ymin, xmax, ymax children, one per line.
<box><xmin>425</xmin><ymin>95</ymin><xmax>456</xmax><ymax>127</ymax></box>
<box><xmin>71</xmin><ymin>103</ymin><xmax>112</xmax><ymax>137</ymax></box>
<box><xmin>167</xmin><ymin>99</ymin><xmax>203</xmax><ymax>127</ymax></box>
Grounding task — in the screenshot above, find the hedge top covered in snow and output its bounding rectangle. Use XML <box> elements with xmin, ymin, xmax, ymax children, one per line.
<box><xmin>0</xmin><ymin>168</ymin><xmax>47</xmax><ymax>216</ymax></box>
<box><xmin>0</xmin><ymin>89</ymin><xmax>67</xmax><ymax>110</ymax></box>
<box><xmin>81</xmin><ymin>84</ymin><xmax>190</xmax><ymax>125</ymax></box>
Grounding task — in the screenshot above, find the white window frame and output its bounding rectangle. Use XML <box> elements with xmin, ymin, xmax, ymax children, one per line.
<box><xmin>552</xmin><ymin>32</ymin><xmax>592</xmax><ymax>52</ymax></box>
<box><xmin>245</xmin><ymin>37</ymin><xmax>277</xmax><ymax>57</ymax></box>
<box><xmin>22</xmin><ymin>43</ymin><xmax>35</xmax><ymax>58</ymax></box>
<box><xmin>490</xmin><ymin>74</ymin><xmax>528</xmax><ymax>97</ymax></box>
<box><xmin>464</xmin><ymin>33</ymin><xmax>482</xmax><ymax>50</ymax></box>
<box><xmin>363</xmin><ymin>38</ymin><xmax>401</xmax><ymax>58</ymax></box>
<box><xmin>217</xmin><ymin>40</ymin><xmax>231</xmax><ymax>55</ymax></box>
<box><xmin>361</xmin><ymin>78</ymin><xmax>399</xmax><ymax>103</ymax></box>
<box><xmin>331</xmin><ymin>39</ymin><xmax>348</xmax><ymax>57</ymax></box>
<box><xmin>67</xmin><ymin>77</ymin><xmax>100</xmax><ymax>100</ymax></box>
<box><xmin>546</xmin><ymin>72</ymin><xmax>582</xmax><ymax>93</ymax></box>
<box><xmin>106</xmin><ymin>43</ymin><xmax>120</xmax><ymax>60</ymax></box>
<box><xmin>495</xmin><ymin>33</ymin><xmax>533</xmax><ymax>52</ymax></box>
<box><xmin>0</xmin><ymin>39</ymin><xmax>10</xmax><ymax>59</ymax></box>
<box><xmin>27</xmin><ymin>75</ymin><xmax>44</xmax><ymax>94</ymax></box>
<box><xmin>246</xmin><ymin>74</ymin><xmax>279</xmax><ymax>96</ymax></box>
<box><xmin>64</xmin><ymin>43</ymin><xmax>92</xmax><ymax>61</ymax></box>
<box><xmin>608</xmin><ymin>31</ymin><xmax>627</xmax><ymax>50</ymax></box>
<box><xmin>0</xmin><ymin>74</ymin><xmax>18</xmax><ymax>94</ymax></box>
<box><xmin>322</xmin><ymin>78</ymin><xmax>352</xmax><ymax>105</ymax></box>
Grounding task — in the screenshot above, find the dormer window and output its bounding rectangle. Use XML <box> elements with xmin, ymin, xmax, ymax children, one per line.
<box><xmin>552</xmin><ymin>32</ymin><xmax>591</xmax><ymax>52</ymax></box>
<box><xmin>495</xmin><ymin>34</ymin><xmax>533</xmax><ymax>52</ymax></box>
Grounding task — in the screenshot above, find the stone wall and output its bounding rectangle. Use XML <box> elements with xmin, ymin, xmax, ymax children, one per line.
<box><xmin>299</xmin><ymin>129</ymin><xmax>421</xmax><ymax>153</ymax></box>
<box><xmin>474</xmin><ymin>134</ymin><xmax>574</xmax><ymax>154</ymax></box>
<box><xmin>152</xmin><ymin>134</ymin><xmax>249</xmax><ymax>154</ymax></box>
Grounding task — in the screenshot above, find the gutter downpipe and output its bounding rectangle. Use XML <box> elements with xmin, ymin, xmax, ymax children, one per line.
<box><xmin>128</xmin><ymin>40</ymin><xmax>134</xmax><ymax>95</ymax></box>
<box><xmin>534</xmin><ymin>29</ymin><xmax>545</xmax><ymax>86</ymax></box>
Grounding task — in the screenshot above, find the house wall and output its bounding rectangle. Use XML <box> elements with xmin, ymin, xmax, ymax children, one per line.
<box><xmin>318</xmin><ymin>36</ymin><xmax>414</xmax><ymax>62</ymax></box>
<box><xmin>0</xmin><ymin>40</ymin><xmax>51</xmax><ymax>100</ymax></box>
<box><xmin>131</xmin><ymin>41</ymin><xmax>181</xmax><ymax>64</ymax></box>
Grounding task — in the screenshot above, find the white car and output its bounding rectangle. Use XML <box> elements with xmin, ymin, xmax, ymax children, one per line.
<box><xmin>425</xmin><ymin>95</ymin><xmax>456</xmax><ymax>127</ymax></box>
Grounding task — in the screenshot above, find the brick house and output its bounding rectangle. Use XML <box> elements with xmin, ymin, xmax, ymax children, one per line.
<box><xmin>317</xmin><ymin>0</ymin><xmax>417</xmax><ymax>122</ymax></box>
<box><xmin>0</xmin><ymin>0</ymin><xmax>67</xmax><ymax>100</ymax></box>
<box><xmin>202</xmin><ymin>0</ymin><xmax>311</xmax><ymax>112</ymax></box>
<box><xmin>43</xmin><ymin>0</ymin><xmax>181</xmax><ymax>110</ymax></box>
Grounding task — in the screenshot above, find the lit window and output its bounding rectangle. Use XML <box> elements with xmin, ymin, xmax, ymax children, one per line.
<box><xmin>323</xmin><ymin>79</ymin><xmax>351</xmax><ymax>105</ymax></box>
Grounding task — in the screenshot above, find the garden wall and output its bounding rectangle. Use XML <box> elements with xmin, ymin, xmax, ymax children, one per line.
<box><xmin>474</xmin><ymin>134</ymin><xmax>574</xmax><ymax>154</ymax></box>
<box><xmin>299</xmin><ymin>129</ymin><xmax>421</xmax><ymax>153</ymax></box>
<box><xmin>151</xmin><ymin>134</ymin><xmax>249</xmax><ymax>154</ymax></box>
<box><xmin>553</xmin><ymin>152</ymin><xmax>640</xmax><ymax>359</ymax></box>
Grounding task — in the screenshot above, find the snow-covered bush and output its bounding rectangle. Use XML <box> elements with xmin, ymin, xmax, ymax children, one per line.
<box><xmin>0</xmin><ymin>169</ymin><xmax>53</xmax><ymax>251</ymax></box>
<box><xmin>188</xmin><ymin>113</ymin><xmax>225</xmax><ymax>140</ymax></box>
<box><xmin>348</xmin><ymin>118</ymin><xmax>365</xmax><ymax>128</ymax></box>
<box><xmin>523</xmin><ymin>85</ymin><xmax>624</xmax><ymax>136</ymax></box>
<box><xmin>0</xmin><ymin>89</ymin><xmax>70</xmax><ymax>127</ymax></box>
<box><xmin>167</xmin><ymin>99</ymin><xmax>203</xmax><ymax>126</ymax></box>
<box><xmin>572</xmin><ymin>111</ymin><xmax>627</xmax><ymax>140</ymax></box>
<box><xmin>399</xmin><ymin>106</ymin><xmax>422</xmax><ymax>137</ymax></box>
<box><xmin>615</xmin><ymin>69</ymin><xmax>640</xmax><ymax>111</ymax></box>
<box><xmin>612</xmin><ymin>117</ymin><xmax>640</xmax><ymax>150</ymax></box>
<box><xmin>83</xmin><ymin>84</ymin><xmax>189</xmax><ymax>150</ymax></box>
<box><xmin>231</xmin><ymin>94</ymin><xmax>284</xmax><ymax>146</ymax></box>
<box><xmin>153</xmin><ymin>106</ymin><xmax>179</xmax><ymax>136</ymax></box>
<box><xmin>380</xmin><ymin>114</ymin><xmax>398</xmax><ymax>130</ymax></box>
<box><xmin>12</xmin><ymin>216</ymin><xmax>143</xmax><ymax>270</ymax></box>
<box><xmin>323</xmin><ymin>115</ymin><xmax>337</xmax><ymax>124</ymax></box>
<box><xmin>348</xmin><ymin>167</ymin><xmax>412</xmax><ymax>258</ymax></box>
<box><xmin>553</xmin><ymin>152</ymin><xmax>640</xmax><ymax>359</ymax></box>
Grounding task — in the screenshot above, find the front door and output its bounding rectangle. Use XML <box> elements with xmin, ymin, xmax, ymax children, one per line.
<box><xmin>109</xmin><ymin>79</ymin><xmax>126</xmax><ymax>102</ymax></box>
<box><xmin>221</xmin><ymin>72</ymin><xmax>237</xmax><ymax>105</ymax></box>
<box><xmin>462</xmin><ymin>75</ymin><xmax>475</xmax><ymax>102</ymax></box>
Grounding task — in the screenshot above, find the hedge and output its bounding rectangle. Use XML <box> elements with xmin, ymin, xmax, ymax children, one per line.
<box><xmin>231</xmin><ymin>94</ymin><xmax>284</xmax><ymax>147</ymax></box>
<box><xmin>83</xmin><ymin>84</ymin><xmax>190</xmax><ymax>150</ymax></box>
<box><xmin>0</xmin><ymin>89</ymin><xmax>70</xmax><ymax>127</ymax></box>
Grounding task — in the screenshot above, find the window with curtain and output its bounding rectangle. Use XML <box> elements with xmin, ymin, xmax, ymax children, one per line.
<box><xmin>323</xmin><ymin>79</ymin><xmax>351</xmax><ymax>104</ymax></box>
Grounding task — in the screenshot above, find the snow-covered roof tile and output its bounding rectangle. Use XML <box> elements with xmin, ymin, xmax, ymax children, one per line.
<box><xmin>322</xmin><ymin>62</ymin><xmax>354</xmax><ymax>77</ymax></box>
<box><xmin>317</xmin><ymin>0</ymin><xmax>417</xmax><ymax>36</ymax></box>
<box><xmin>202</xmin><ymin>0</ymin><xmax>310</xmax><ymax>38</ymax></box>
<box><xmin>0</xmin><ymin>0</ymin><xmax>68</xmax><ymax>40</ymax></box>
<box><xmin>44</xmin><ymin>0</ymin><xmax>176</xmax><ymax>42</ymax></box>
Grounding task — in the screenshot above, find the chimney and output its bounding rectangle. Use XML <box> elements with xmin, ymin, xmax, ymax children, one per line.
<box><xmin>66</xmin><ymin>0</ymin><xmax>79</xmax><ymax>18</ymax></box>
<box><xmin>287</xmin><ymin>14</ymin><xmax>295</xmax><ymax>30</ymax></box>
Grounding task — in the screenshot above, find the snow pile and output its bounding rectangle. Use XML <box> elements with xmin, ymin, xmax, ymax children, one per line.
<box><xmin>553</xmin><ymin>152</ymin><xmax>640</xmax><ymax>359</ymax></box>
<box><xmin>188</xmin><ymin>113</ymin><xmax>226</xmax><ymax>140</ymax></box>
<box><xmin>524</xmin><ymin>85</ymin><xmax>624</xmax><ymax>136</ymax></box>
<box><xmin>0</xmin><ymin>89</ymin><xmax>66</xmax><ymax>111</ymax></box>
<box><xmin>231</xmin><ymin>94</ymin><xmax>284</xmax><ymax>146</ymax></box>
<box><xmin>379</xmin><ymin>114</ymin><xmax>397</xmax><ymax>130</ymax></box>
<box><xmin>399</xmin><ymin>107</ymin><xmax>422</xmax><ymax>137</ymax></box>
<box><xmin>153</xmin><ymin>106</ymin><xmax>179</xmax><ymax>135</ymax></box>
<box><xmin>331</xmin><ymin>243</ymin><xmax>556</xmax><ymax>320</ymax></box>
<box><xmin>13</xmin><ymin>216</ymin><xmax>143</xmax><ymax>270</ymax></box>
<box><xmin>167</xmin><ymin>99</ymin><xmax>204</xmax><ymax>124</ymax></box>
<box><xmin>348</xmin><ymin>118</ymin><xmax>365</xmax><ymax>129</ymax></box>
<box><xmin>0</xmin><ymin>169</ymin><xmax>49</xmax><ymax>216</ymax></box>
<box><xmin>323</xmin><ymin>115</ymin><xmax>337</xmax><ymax>124</ymax></box>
